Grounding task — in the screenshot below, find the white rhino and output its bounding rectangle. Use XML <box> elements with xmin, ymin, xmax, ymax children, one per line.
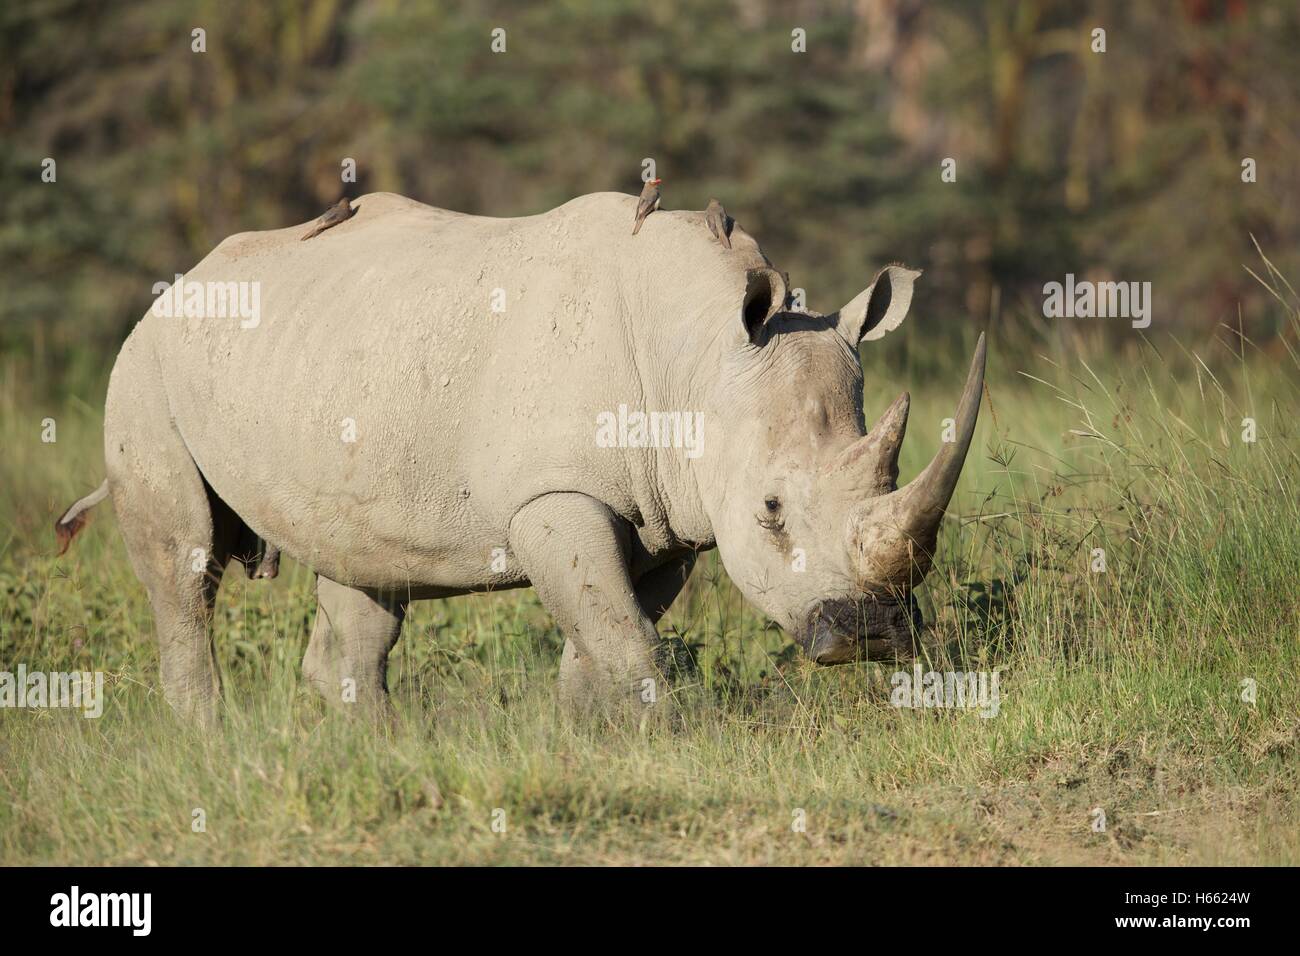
<box><xmin>56</xmin><ymin>191</ymin><xmax>985</xmax><ymax>721</ymax></box>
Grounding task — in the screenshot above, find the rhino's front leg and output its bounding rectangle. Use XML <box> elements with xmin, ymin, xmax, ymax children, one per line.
<box><xmin>557</xmin><ymin>551</ymin><xmax>696</xmax><ymax>704</ymax></box>
<box><xmin>509</xmin><ymin>492</ymin><xmax>667</xmax><ymax>709</ymax></box>
<box><xmin>559</xmin><ymin>548</ymin><xmax>702</xmax><ymax>691</ymax></box>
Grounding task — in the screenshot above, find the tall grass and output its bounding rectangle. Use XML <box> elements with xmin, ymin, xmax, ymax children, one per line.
<box><xmin>1</xmin><ymin>280</ymin><xmax>1298</xmax><ymax>864</ymax></box>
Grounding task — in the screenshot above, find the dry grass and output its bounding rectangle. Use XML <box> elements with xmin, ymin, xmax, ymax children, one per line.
<box><xmin>2</xmin><ymin>294</ymin><xmax>1299</xmax><ymax>864</ymax></box>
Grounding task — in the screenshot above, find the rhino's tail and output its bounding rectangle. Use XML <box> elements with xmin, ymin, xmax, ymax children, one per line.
<box><xmin>55</xmin><ymin>479</ymin><xmax>110</xmax><ymax>556</ymax></box>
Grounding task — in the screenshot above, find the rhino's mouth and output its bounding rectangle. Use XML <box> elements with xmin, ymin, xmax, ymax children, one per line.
<box><xmin>797</xmin><ymin>594</ymin><xmax>923</xmax><ymax>665</ymax></box>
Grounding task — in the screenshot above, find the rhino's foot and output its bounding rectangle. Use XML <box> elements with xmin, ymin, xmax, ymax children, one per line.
<box><xmin>558</xmin><ymin>637</ymin><xmax>671</xmax><ymax>715</ymax></box>
<box><xmin>163</xmin><ymin>685</ymin><xmax>220</xmax><ymax>729</ymax></box>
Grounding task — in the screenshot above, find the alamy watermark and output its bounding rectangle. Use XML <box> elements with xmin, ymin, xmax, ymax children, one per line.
<box><xmin>0</xmin><ymin>665</ymin><xmax>104</xmax><ymax>718</ymax></box>
<box><xmin>890</xmin><ymin>666</ymin><xmax>1000</xmax><ymax>718</ymax></box>
<box><xmin>595</xmin><ymin>405</ymin><xmax>704</xmax><ymax>459</ymax></box>
<box><xmin>1043</xmin><ymin>274</ymin><xmax>1150</xmax><ymax>329</ymax></box>
<box><xmin>151</xmin><ymin>274</ymin><xmax>261</xmax><ymax>329</ymax></box>
<box><xmin>50</xmin><ymin>886</ymin><xmax>150</xmax><ymax>935</ymax></box>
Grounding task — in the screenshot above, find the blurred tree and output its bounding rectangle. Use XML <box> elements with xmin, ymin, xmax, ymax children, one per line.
<box><xmin>2</xmin><ymin>0</ymin><xmax>1296</xmax><ymax>395</ymax></box>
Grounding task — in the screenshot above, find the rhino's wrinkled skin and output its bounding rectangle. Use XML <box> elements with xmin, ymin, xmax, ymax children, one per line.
<box><xmin>76</xmin><ymin>192</ymin><xmax>984</xmax><ymax>721</ymax></box>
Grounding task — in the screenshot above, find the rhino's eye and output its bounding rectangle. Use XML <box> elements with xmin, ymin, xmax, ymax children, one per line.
<box><xmin>758</xmin><ymin>496</ymin><xmax>786</xmax><ymax>536</ymax></box>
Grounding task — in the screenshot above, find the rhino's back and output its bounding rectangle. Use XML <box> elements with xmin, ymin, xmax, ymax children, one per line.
<box><xmin>133</xmin><ymin>192</ymin><xmax>729</xmax><ymax>589</ymax></box>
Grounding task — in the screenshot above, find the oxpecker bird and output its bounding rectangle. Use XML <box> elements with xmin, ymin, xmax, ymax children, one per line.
<box><xmin>632</xmin><ymin>178</ymin><xmax>662</xmax><ymax>235</ymax></box>
<box><xmin>705</xmin><ymin>198</ymin><xmax>732</xmax><ymax>249</ymax></box>
<box><xmin>301</xmin><ymin>198</ymin><xmax>355</xmax><ymax>240</ymax></box>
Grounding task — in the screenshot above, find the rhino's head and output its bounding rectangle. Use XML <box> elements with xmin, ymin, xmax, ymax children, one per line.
<box><xmin>700</xmin><ymin>264</ymin><xmax>985</xmax><ymax>664</ymax></box>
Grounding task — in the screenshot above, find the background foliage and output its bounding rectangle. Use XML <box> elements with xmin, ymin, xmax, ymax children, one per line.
<box><xmin>4</xmin><ymin>0</ymin><xmax>1298</xmax><ymax>394</ymax></box>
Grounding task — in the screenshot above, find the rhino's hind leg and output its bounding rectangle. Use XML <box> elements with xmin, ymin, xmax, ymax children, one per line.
<box><xmin>509</xmin><ymin>493</ymin><xmax>667</xmax><ymax>710</ymax></box>
<box><xmin>302</xmin><ymin>575</ymin><xmax>405</xmax><ymax>714</ymax></box>
<box><xmin>105</xmin><ymin>335</ymin><xmax>239</xmax><ymax>725</ymax></box>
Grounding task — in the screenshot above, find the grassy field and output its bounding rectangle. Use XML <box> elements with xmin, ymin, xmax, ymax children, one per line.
<box><xmin>2</xmin><ymin>294</ymin><xmax>1299</xmax><ymax>864</ymax></box>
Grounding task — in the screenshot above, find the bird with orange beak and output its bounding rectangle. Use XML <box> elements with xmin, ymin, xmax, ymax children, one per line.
<box><xmin>632</xmin><ymin>177</ymin><xmax>662</xmax><ymax>235</ymax></box>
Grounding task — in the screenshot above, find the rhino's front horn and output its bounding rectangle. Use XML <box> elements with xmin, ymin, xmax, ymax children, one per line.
<box><xmin>898</xmin><ymin>331</ymin><xmax>986</xmax><ymax>526</ymax></box>
<box><xmin>850</xmin><ymin>333</ymin><xmax>986</xmax><ymax>587</ymax></box>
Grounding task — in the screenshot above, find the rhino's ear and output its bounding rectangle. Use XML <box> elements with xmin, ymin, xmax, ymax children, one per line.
<box><xmin>738</xmin><ymin>268</ymin><xmax>788</xmax><ymax>345</ymax></box>
<box><xmin>833</xmin><ymin>265</ymin><xmax>921</xmax><ymax>347</ymax></box>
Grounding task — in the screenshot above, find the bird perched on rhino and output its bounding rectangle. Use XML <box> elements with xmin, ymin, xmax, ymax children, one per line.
<box><xmin>705</xmin><ymin>198</ymin><xmax>732</xmax><ymax>249</ymax></box>
<box><xmin>301</xmin><ymin>197</ymin><xmax>355</xmax><ymax>240</ymax></box>
<box><xmin>631</xmin><ymin>178</ymin><xmax>662</xmax><ymax>235</ymax></box>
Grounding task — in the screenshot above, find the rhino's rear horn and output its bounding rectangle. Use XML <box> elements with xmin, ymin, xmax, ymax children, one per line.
<box><xmin>828</xmin><ymin>391</ymin><xmax>910</xmax><ymax>494</ymax></box>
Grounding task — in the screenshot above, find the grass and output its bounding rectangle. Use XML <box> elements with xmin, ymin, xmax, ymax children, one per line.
<box><xmin>2</xmin><ymin>289</ymin><xmax>1299</xmax><ymax>864</ymax></box>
